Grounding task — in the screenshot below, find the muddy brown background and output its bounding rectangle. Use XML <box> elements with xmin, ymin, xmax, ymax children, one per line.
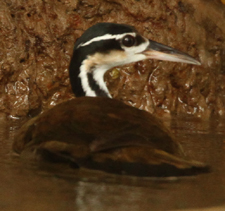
<box><xmin>1</xmin><ymin>0</ymin><xmax>225</xmax><ymax>119</ymax></box>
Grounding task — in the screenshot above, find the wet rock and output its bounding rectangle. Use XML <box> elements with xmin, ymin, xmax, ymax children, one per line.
<box><xmin>0</xmin><ymin>0</ymin><xmax>225</xmax><ymax>118</ymax></box>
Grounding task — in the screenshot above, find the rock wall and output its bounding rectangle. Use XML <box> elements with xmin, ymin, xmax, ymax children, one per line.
<box><xmin>0</xmin><ymin>0</ymin><xmax>225</xmax><ymax>118</ymax></box>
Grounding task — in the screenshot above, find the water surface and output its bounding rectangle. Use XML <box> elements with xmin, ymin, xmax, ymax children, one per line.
<box><xmin>0</xmin><ymin>113</ymin><xmax>225</xmax><ymax>211</ymax></box>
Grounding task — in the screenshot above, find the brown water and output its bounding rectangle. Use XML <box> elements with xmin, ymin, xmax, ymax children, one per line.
<box><xmin>0</xmin><ymin>112</ymin><xmax>225</xmax><ymax>211</ymax></box>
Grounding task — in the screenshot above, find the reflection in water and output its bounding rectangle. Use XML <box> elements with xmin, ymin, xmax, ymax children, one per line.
<box><xmin>0</xmin><ymin>112</ymin><xmax>225</xmax><ymax>211</ymax></box>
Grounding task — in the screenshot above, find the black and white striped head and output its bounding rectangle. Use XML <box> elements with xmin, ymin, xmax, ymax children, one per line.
<box><xmin>69</xmin><ymin>23</ymin><xmax>200</xmax><ymax>98</ymax></box>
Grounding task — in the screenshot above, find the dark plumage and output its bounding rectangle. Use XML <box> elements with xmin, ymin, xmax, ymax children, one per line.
<box><xmin>13</xmin><ymin>97</ymin><xmax>208</xmax><ymax>177</ymax></box>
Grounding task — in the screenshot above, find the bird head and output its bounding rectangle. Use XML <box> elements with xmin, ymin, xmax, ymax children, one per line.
<box><xmin>69</xmin><ymin>23</ymin><xmax>200</xmax><ymax>98</ymax></box>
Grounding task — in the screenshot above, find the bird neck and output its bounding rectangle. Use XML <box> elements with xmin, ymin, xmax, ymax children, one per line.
<box><xmin>69</xmin><ymin>51</ymin><xmax>111</xmax><ymax>98</ymax></box>
<box><xmin>79</xmin><ymin>63</ymin><xmax>111</xmax><ymax>98</ymax></box>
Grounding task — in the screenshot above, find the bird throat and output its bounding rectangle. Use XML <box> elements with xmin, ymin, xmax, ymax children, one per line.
<box><xmin>87</xmin><ymin>72</ymin><xmax>109</xmax><ymax>97</ymax></box>
<box><xmin>79</xmin><ymin>62</ymin><xmax>112</xmax><ymax>98</ymax></box>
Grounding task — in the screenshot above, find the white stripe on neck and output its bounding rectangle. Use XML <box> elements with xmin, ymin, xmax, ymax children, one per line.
<box><xmin>93</xmin><ymin>67</ymin><xmax>112</xmax><ymax>98</ymax></box>
<box><xmin>79</xmin><ymin>60</ymin><xmax>112</xmax><ymax>98</ymax></box>
<box><xmin>77</xmin><ymin>32</ymin><xmax>136</xmax><ymax>49</ymax></box>
<box><xmin>79</xmin><ymin>62</ymin><xmax>97</xmax><ymax>97</ymax></box>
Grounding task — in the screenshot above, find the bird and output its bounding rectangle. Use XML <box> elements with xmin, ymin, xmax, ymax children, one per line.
<box><xmin>69</xmin><ymin>22</ymin><xmax>200</xmax><ymax>98</ymax></box>
<box><xmin>13</xmin><ymin>23</ymin><xmax>208</xmax><ymax>177</ymax></box>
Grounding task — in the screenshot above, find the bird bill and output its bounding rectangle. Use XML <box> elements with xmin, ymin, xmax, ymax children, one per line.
<box><xmin>143</xmin><ymin>40</ymin><xmax>201</xmax><ymax>65</ymax></box>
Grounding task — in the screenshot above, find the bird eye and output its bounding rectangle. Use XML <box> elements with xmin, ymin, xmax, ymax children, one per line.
<box><xmin>122</xmin><ymin>35</ymin><xmax>136</xmax><ymax>47</ymax></box>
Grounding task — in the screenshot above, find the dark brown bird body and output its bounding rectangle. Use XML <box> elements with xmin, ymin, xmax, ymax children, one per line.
<box><xmin>13</xmin><ymin>97</ymin><xmax>207</xmax><ymax>177</ymax></box>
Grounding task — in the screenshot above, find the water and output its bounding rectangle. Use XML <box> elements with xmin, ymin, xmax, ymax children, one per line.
<box><xmin>0</xmin><ymin>112</ymin><xmax>225</xmax><ymax>211</ymax></box>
